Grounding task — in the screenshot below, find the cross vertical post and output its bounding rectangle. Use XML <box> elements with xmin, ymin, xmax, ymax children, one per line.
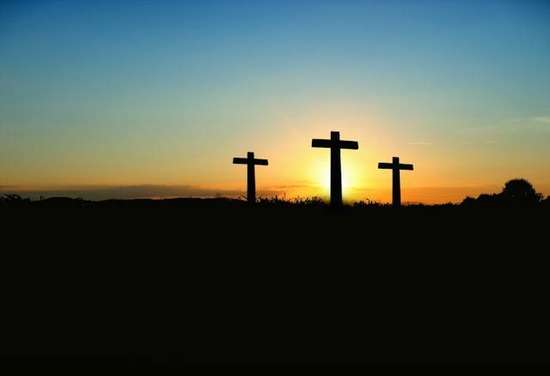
<box><xmin>330</xmin><ymin>132</ymin><xmax>342</xmax><ymax>206</ymax></box>
<box><xmin>247</xmin><ymin>152</ymin><xmax>256</xmax><ymax>203</ymax></box>
<box><xmin>392</xmin><ymin>157</ymin><xmax>401</xmax><ymax>207</ymax></box>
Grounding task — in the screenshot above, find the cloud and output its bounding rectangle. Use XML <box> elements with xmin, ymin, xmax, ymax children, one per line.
<box><xmin>0</xmin><ymin>184</ymin><xmax>299</xmax><ymax>201</ymax></box>
<box><xmin>532</xmin><ymin>116</ymin><xmax>550</xmax><ymax>124</ymax></box>
<box><xmin>1</xmin><ymin>185</ymin><xmax>240</xmax><ymax>200</ymax></box>
<box><xmin>269</xmin><ymin>183</ymin><xmax>316</xmax><ymax>190</ymax></box>
<box><xmin>407</xmin><ymin>141</ymin><xmax>432</xmax><ymax>146</ymax></box>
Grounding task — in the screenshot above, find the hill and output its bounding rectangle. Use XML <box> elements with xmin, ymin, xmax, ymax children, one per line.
<box><xmin>1</xmin><ymin>195</ymin><xmax>549</xmax><ymax>369</ymax></box>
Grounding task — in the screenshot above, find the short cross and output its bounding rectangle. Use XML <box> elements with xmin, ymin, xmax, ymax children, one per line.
<box><xmin>233</xmin><ymin>152</ymin><xmax>268</xmax><ymax>203</ymax></box>
<box><xmin>378</xmin><ymin>157</ymin><xmax>414</xmax><ymax>207</ymax></box>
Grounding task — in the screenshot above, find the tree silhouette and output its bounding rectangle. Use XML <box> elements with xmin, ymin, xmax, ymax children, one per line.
<box><xmin>461</xmin><ymin>178</ymin><xmax>544</xmax><ymax>208</ymax></box>
<box><xmin>500</xmin><ymin>179</ymin><xmax>542</xmax><ymax>206</ymax></box>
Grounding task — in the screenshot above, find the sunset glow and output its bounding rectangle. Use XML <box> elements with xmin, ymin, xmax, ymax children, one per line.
<box><xmin>1</xmin><ymin>1</ymin><xmax>549</xmax><ymax>203</ymax></box>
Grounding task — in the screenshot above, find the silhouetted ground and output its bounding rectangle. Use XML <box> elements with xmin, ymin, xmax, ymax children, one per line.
<box><xmin>1</xmin><ymin>196</ymin><xmax>549</xmax><ymax>369</ymax></box>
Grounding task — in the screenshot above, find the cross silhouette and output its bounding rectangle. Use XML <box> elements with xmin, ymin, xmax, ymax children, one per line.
<box><xmin>312</xmin><ymin>131</ymin><xmax>358</xmax><ymax>206</ymax></box>
<box><xmin>378</xmin><ymin>157</ymin><xmax>414</xmax><ymax>207</ymax></box>
<box><xmin>233</xmin><ymin>152</ymin><xmax>268</xmax><ymax>203</ymax></box>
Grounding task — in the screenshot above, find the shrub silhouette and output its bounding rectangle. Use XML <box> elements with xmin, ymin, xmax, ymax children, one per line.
<box><xmin>0</xmin><ymin>194</ymin><xmax>31</xmax><ymax>208</ymax></box>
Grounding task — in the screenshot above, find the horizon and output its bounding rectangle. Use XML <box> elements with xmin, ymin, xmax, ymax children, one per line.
<box><xmin>2</xmin><ymin>180</ymin><xmax>549</xmax><ymax>204</ymax></box>
<box><xmin>2</xmin><ymin>1</ymin><xmax>550</xmax><ymax>204</ymax></box>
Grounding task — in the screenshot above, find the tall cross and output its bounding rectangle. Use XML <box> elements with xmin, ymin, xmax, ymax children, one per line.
<box><xmin>233</xmin><ymin>152</ymin><xmax>268</xmax><ymax>203</ymax></box>
<box><xmin>312</xmin><ymin>131</ymin><xmax>359</xmax><ymax>206</ymax></box>
<box><xmin>378</xmin><ymin>157</ymin><xmax>414</xmax><ymax>207</ymax></box>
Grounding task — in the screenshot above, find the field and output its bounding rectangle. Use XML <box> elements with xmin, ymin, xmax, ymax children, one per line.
<box><xmin>1</xmin><ymin>197</ymin><xmax>549</xmax><ymax>369</ymax></box>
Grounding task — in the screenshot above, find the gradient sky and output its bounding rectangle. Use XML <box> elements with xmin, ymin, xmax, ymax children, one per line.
<box><xmin>1</xmin><ymin>0</ymin><xmax>550</xmax><ymax>203</ymax></box>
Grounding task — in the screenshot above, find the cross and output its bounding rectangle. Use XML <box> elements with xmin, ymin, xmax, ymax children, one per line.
<box><xmin>312</xmin><ymin>131</ymin><xmax>359</xmax><ymax>206</ymax></box>
<box><xmin>233</xmin><ymin>152</ymin><xmax>269</xmax><ymax>203</ymax></box>
<box><xmin>378</xmin><ymin>157</ymin><xmax>414</xmax><ymax>207</ymax></box>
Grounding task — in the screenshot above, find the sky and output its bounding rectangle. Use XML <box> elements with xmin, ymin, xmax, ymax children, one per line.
<box><xmin>1</xmin><ymin>0</ymin><xmax>550</xmax><ymax>203</ymax></box>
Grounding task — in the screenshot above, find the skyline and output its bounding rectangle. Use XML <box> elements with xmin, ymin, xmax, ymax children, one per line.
<box><xmin>1</xmin><ymin>1</ymin><xmax>550</xmax><ymax>203</ymax></box>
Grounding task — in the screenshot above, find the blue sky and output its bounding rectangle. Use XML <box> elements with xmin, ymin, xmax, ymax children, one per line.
<box><xmin>1</xmin><ymin>0</ymin><xmax>549</xmax><ymax>202</ymax></box>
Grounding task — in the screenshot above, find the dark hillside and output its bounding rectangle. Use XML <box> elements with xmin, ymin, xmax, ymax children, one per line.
<box><xmin>1</xmin><ymin>197</ymin><xmax>549</xmax><ymax>368</ymax></box>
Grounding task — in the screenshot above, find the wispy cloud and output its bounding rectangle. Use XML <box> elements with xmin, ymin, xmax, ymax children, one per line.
<box><xmin>269</xmin><ymin>183</ymin><xmax>315</xmax><ymax>190</ymax></box>
<box><xmin>0</xmin><ymin>184</ymin><xmax>301</xmax><ymax>201</ymax></box>
<box><xmin>1</xmin><ymin>185</ymin><xmax>241</xmax><ymax>200</ymax></box>
<box><xmin>532</xmin><ymin>116</ymin><xmax>550</xmax><ymax>124</ymax></box>
<box><xmin>407</xmin><ymin>141</ymin><xmax>432</xmax><ymax>146</ymax></box>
